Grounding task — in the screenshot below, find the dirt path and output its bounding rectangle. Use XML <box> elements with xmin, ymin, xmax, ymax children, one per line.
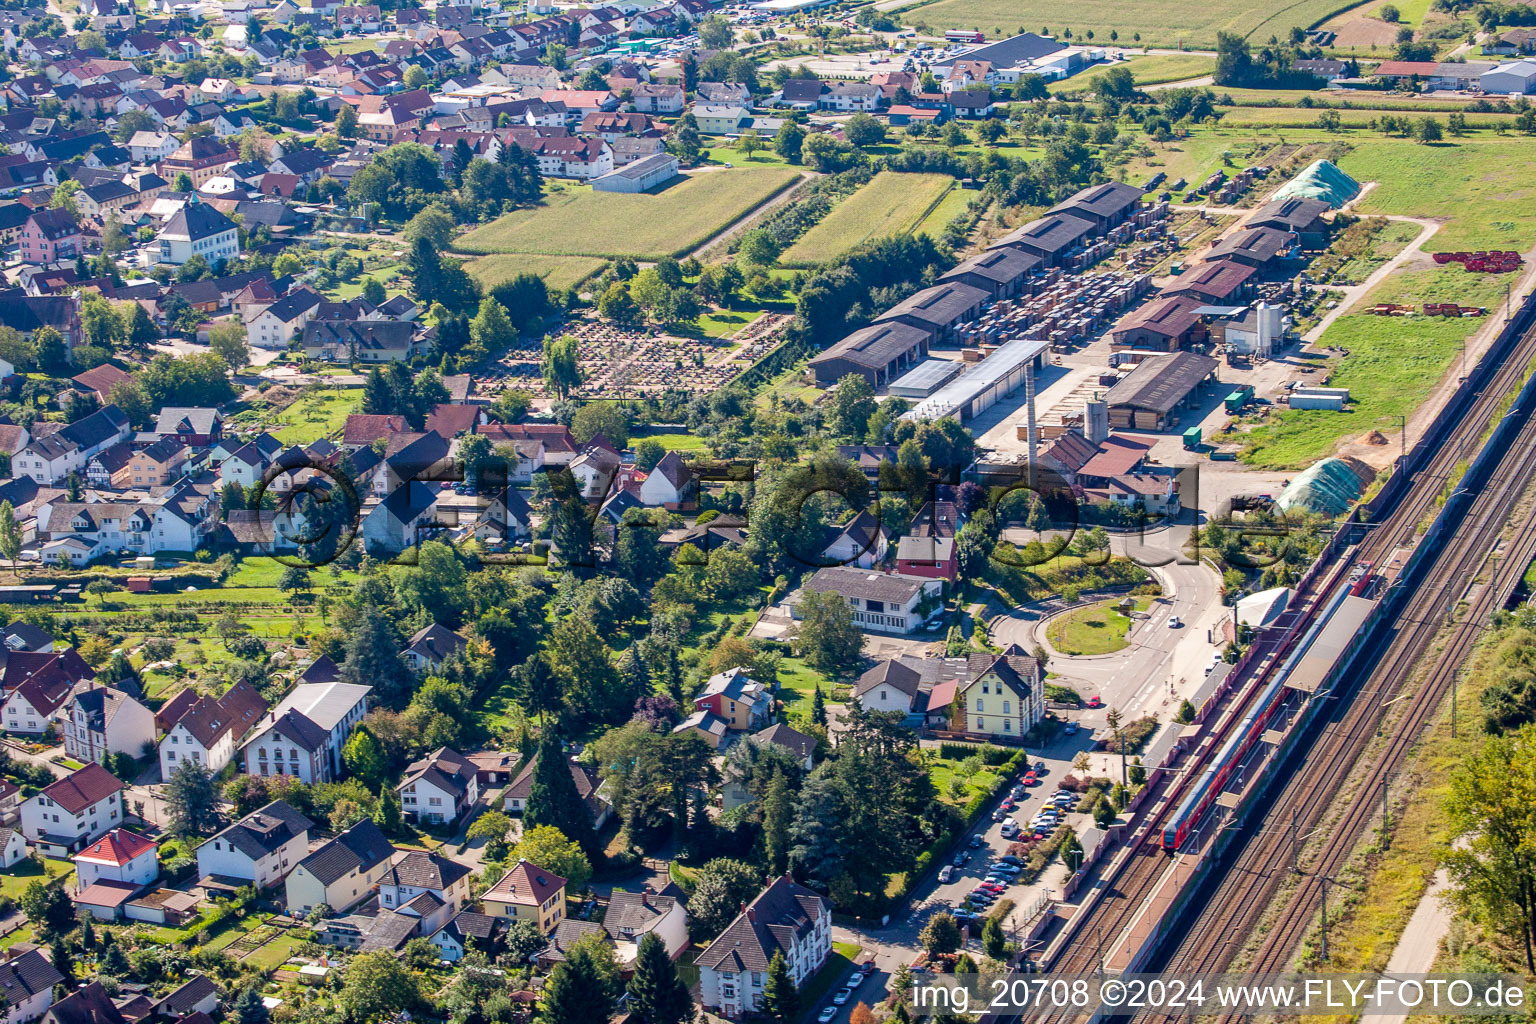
<box><xmin>688</xmin><ymin>170</ymin><xmax>814</xmax><ymax>261</ymax></box>
<box><xmin>1301</xmin><ymin>215</ymin><xmax>1440</xmax><ymax>343</ymax></box>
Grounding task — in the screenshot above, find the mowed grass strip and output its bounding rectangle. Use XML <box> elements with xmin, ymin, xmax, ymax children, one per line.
<box><xmin>900</xmin><ymin>0</ymin><xmax>1356</xmax><ymax>49</ymax></box>
<box><xmin>466</xmin><ymin>253</ymin><xmax>609</xmax><ymax>292</ymax></box>
<box><xmin>1049</xmin><ymin>53</ymin><xmax>1214</xmax><ymax>93</ymax></box>
<box><xmin>781</xmin><ymin>172</ymin><xmax>953</xmax><ymax>265</ymax></box>
<box><xmin>453</xmin><ymin>167</ymin><xmax>798</xmax><ymax>259</ymax></box>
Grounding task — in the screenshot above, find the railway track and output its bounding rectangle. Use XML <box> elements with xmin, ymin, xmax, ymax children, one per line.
<box><xmin>1031</xmin><ymin>307</ymin><xmax>1536</xmax><ymax>992</ymax></box>
<box><xmin>1146</xmin><ymin>375</ymin><xmax>1536</xmax><ymax>989</ymax></box>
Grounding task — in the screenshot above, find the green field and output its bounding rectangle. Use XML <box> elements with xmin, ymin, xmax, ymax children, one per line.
<box><xmin>781</xmin><ymin>172</ymin><xmax>954</xmax><ymax>265</ymax></box>
<box><xmin>1050</xmin><ymin>53</ymin><xmax>1215</xmax><ymax>93</ymax></box>
<box><xmin>1337</xmin><ymin>138</ymin><xmax>1536</xmax><ymax>251</ymax></box>
<box><xmin>271</xmin><ymin>388</ymin><xmax>361</xmax><ymax>443</ymax></box>
<box><xmin>1237</xmin><ymin>300</ymin><xmax>1481</xmax><ymax>468</ymax></box>
<box><xmin>466</xmin><ymin>253</ymin><xmax>610</xmax><ymax>292</ymax></box>
<box><xmin>902</xmin><ymin>0</ymin><xmax>1358</xmax><ymax>48</ymax></box>
<box><xmin>915</xmin><ymin>184</ymin><xmax>976</xmax><ymax>239</ymax></box>
<box><xmin>0</xmin><ymin>858</ymin><xmax>72</xmax><ymax>899</ymax></box>
<box><xmin>454</xmin><ymin>168</ymin><xmax>799</xmax><ymax>260</ymax></box>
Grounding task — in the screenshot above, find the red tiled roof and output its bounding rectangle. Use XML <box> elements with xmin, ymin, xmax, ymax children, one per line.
<box><xmin>74</xmin><ymin>828</ymin><xmax>156</xmax><ymax>866</ymax></box>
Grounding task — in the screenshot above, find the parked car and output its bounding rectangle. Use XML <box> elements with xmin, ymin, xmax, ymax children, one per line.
<box><xmin>968</xmin><ymin>834</ymin><xmax>984</xmax><ymax>848</ymax></box>
<box><xmin>1034</xmin><ymin>761</ymin><xmax>1048</xmax><ymax>774</ymax></box>
<box><xmin>1065</xmin><ymin>721</ymin><xmax>1080</xmax><ymax>735</ymax></box>
<box><xmin>953</xmin><ymin>851</ymin><xmax>968</xmax><ymax>867</ymax></box>
<box><xmin>861</xmin><ymin>961</ymin><xmax>876</xmax><ymax>976</ymax></box>
<box><xmin>848</xmin><ymin>972</ymin><xmax>867</xmax><ymax>989</ymax></box>
<box><xmin>992</xmin><ymin>809</ymin><xmax>1006</xmax><ymax>821</ymax></box>
<box><xmin>938</xmin><ymin>865</ymin><xmax>956</xmax><ymax>883</ymax></box>
<box><xmin>1010</xmin><ymin>785</ymin><xmax>1024</xmax><ymax>798</ymax></box>
<box><xmin>833</xmin><ymin>990</ymin><xmax>852</xmax><ymax>1006</ymax></box>
<box><xmin>1086</xmin><ymin>695</ymin><xmax>1104</xmax><ymax>708</ymax></box>
<box><xmin>819</xmin><ymin>1009</ymin><xmax>838</xmax><ymax>1023</ymax></box>
<box><xmin>1022</xmin><ymin>772</ymin><xmax>1039</xmax><ymax>786</ymax></box>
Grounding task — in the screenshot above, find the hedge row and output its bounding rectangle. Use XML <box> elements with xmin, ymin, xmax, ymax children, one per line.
<box><xmin>938</xmin><ymin>741</ymin><xmax>1018</xmax><ymax>765</ymax></box>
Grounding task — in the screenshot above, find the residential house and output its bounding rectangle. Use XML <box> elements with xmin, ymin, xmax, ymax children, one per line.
<box><xmin>241</xmin><ymin>681</ymin><xmax>372</xmax><ymax>784</ymax></box>
<box><xmin>602</xmin><ymin>887</ymin><xmax>689</xmax><ymax>962</ymax></box>
<box><xmin>481</xmin><ymin>859</ymin><xmax>566</xmax><ymax>935</ymax></box>
<box><xmin>19</xmin><ymin>762</ymin><xmax>123</xmax><ymax>856</ymax></box>
<box><xmin>301</xmin><ymin>319</ymin><xmax>421</xmax><ymax>362</ymax></box>
<box><xmin>13</xmin><ymin>406</ymin><xmax>130</xmax><ymax>485</ymax></box>
<box><xmin>39</xmin><ymin>983</ymin><xmax>123</xmax><ymax>1024</ymax></box>
<box><xmin>378</xmin><ymin>850</ymin><xmax>471</xmax><ymax>919</ymax></box>
<box><xmin>195</xmin><ymin>799</ymin><xmax>313</xmax><ymax>889</ymax></box>
<box><xmin>429</xmin><ymin>909</ymin><xmax>507</xmax><ymax>961</ymax></box>
<box><xmin>72</xmin><ymin>828</ymin><xmax>157</xmax><ymax>891</ymax></box>
<box><xmin>791</xmin><ymin>568</ymin><xmax>943</xmax><ymax>634</ymax></box>
<box><xmin>639</xmin><ymin>451</ymin><xmax>694</xmax><ymax>508</ymax></box>
<box><xmin>20</xmin><ymin>208</ymin><xmax>81</xmax><ymax>263</ymax></box>
<box><xmin>852</xmin><ymin>659</ymin><xmax>925</xmax><ymax>716</ymax></box>
<box><xmin>245</xmin><ymin>287</ymin><xmax>324</xmax><ymax>350</ymax></box>
<box><xmin>152</xmin><ymin>407</ymin><xmax>223</xmax><ymax>447</ymax></box>
<box><xmin>158</xmin><ymin>679</ymin><xmax>268</xmax><ymax>778</ymax></box>
<box><xmin>819</xmin><ymin>509</ymin><xmax>887</xmax><ymax>569</ymax></box>
<box><xmin>402</xmin><ymin>622</ymin><xmax>466</xmax><ymax>672</ymax></box>
<box><xmin>953</xmin><ymin>647</ymin><xmax>1045</xmax><ymax>739</ymax></box>
<box><xmin>396</xmin><ymin>747</ymin><xmax>479</xmax><ymax>825</ymax></box>
<box><xmin>0</xmin><ymin>949</ymin><xmax>62</xmax><ymax>1024</ymax></box>
<box><xmin>696</xmin><ymin>875</ymin><xmax>831</xmax><ymax>1019</ymax></box>
<box><xmin>284</xmin><ymin>818</ymin><xmax>395</xmax><ymax>915</ymax></box>
<box><xmin>894</xmin><ymin>535</ymin><xmax>957</xmax><ymax>582</ymax></box>
<box><xmin>157</xmin><ymin>202</ymin><xmax>239</xmax><ymax>265</ymax></box>
<box><xmin>126</xmin><ymin>439</ymin><xmax>190</xmax><ymax>487</ymax></box>
<box><xmin>158</xmin><ymin>137</ymin><xmax>234</xmax><ymax>187</ymax></box>
<box><xmin>693</xmin><ymin>667</ymin><xmax>773</xmax><ymax>732</ymax></box>
<box><xmin>1</xmin><ymin>648</ymin><xmax>95</xmax><ymax>735</ymax></box>
<box><xmin>503</xmin><ymin>755</ymin><xmax>611</xmax><ymax>829</ymax></box>
<box><xmin>62</xmin><ymin>684</ymin><xmax>155</xmax><ymax>765</ymax></box>
<box><xmin>630</xmin><ymin>82</ymin><xmax>683</xmax><ymax>113</ymax></box>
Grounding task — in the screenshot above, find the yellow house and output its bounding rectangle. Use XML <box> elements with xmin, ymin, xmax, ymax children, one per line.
<box><xmin>481</xmin><ymin>858</ymin><xmax>566</xmax><ymax>935</ymax></box>
<box><xmin>954</xmin><ymin>649</ymin><xmax>1045</xmax><ymax>740</ymax></box>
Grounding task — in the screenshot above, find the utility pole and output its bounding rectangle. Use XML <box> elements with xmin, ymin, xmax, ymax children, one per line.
<box><xmin>1320</xmin><ymin>877</ymin><xmax>1331</xmax><ymax>961</ymax></box>
<box><xmin>1381</xmin><ymin>775</ymin><xmax>1391</xmax><ymax>850</ymax></box>
<box><xmin>1289</xmin><ymin>808</ymin><xmax>1299</xmax><ymax>874</ymax></box>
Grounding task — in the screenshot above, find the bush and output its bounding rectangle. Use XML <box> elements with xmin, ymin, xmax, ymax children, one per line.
<box><xmin>937</xmin><ymin>742</ymin><xmax>1013</xmax><ymax>765</ymax></box>
<box><xmin>1102</xmin><ymin>716</ymin><xmax>1158</xmax><ymax>754</ymax></box>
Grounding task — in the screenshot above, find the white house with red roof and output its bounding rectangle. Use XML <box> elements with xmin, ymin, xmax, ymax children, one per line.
<box><xmin>19</xmin><ymin>762</ymin><xmax>124</xmax><ymax>856</ymax></box>
<box><xmin>73</xmin><ymin>828</ymin><xmax>158</xmax><ymax>889</ymax></box>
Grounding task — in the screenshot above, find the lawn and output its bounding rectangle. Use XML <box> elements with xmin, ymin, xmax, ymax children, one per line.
<box><xmin>271</xmin><ymin>387</ymin><xmax>361</xmax><ymax>443</ymax></box>
<box><xmin>1046</xmin><ymin>597</ymin><xmax>1149</xmax><ymax>656</ymax></box>
<box><xmin>326</xmin><ymin>262</ymin><xmax>405</xmax><ymax>303</ymax></box>
<box><xmin>781</xmin><ymin>172</ymin><xmax>954</xmax><ymax>266</ymax></box>
<box><xmin>694</xmin><ymin>309</ymin><xmax>766</xmax><ymax>339</ymax></box>
<box><xmin>1235</xmin><ymin>303</ymin><xmax>1474</xmax><ymax>468</ymax></box>
<box><xmin>466</xmin><ymin>254</ymin><xmax>610</xmax><ymax>292</ymax></box>
<box><xmin>1050</xmin><ymin>53</ymin><xmax>1215</xmax><ymax>94</ymax></box>
<box><xmin>631</xmin><ymin>430</ymin><xmax>712</xmax><ymax>452</ymax></box>
<box><xmin>1337</xmin><ymin>137</ymin><xmax>1536</xmax><ymax>252</ymax></box>
<box><xmin>243</xmin><ymin>933</ymin><xmax>308</xmax><ymax>970</ymax></box>
<box><xmin>900</xmin><ymin>0</ymin><xmax>1358</xmax><ymax>48</ymax></box>
<box><xmin>453</xmin><ymin>168</ymin><xmax>800</xmax><ymax>260</ymax></box>
<box><xmin>929</xmin><ymin>757</ymin><xmax>1003</xmax><ymax>807</ymax></box>
<box><xmin>0</xmin><ymin>857</ymin><xmax>73</xmax><ymax>898</ymax></box>
<box><xmin>914</xmin><ymin>185</ymin><xmax>976</xmax><ymax>240</ymax></box>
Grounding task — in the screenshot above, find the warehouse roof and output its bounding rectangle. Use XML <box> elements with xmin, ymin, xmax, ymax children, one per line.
<box><xmin>990</xmin><ymin>214</ymin><xmax>1092</xmax><ymax>255</ymax></box>
<box><xmin>904</xmin><ymin>336</ymin><xmax>1049</xmax><ymax>422</ymax></box>
<box><xmin>874</xmin><ymin>282</ymin><xmax>990</xmax><ymax>330</ymax></box>
<box><xmin>1114</xmin><ymin>295</ymin><xmax>1207</xmax><ymax>339</ymax></box>
<box><xmin>1048</xmin><ymin>181</ymin><xmax>1145</xmax><ymax>222</ymax></box>
<box><xmin>1247</xmin><ymin>196</ymin><xmax>1331</xmax><ymax>233</ymax></box>
<box><xmin>1161</xmin><ymin>260</ymin><xmax>1255</xmax><ymax>301</ymax></box>
<box><xmin>810</xmin><ymin>321</ymin><xmax>932</xmax><ymax>372</ymax></box>
<box><xmin>940</xmin><ymin>246</ymin><xmax>1042</xmax><ymax>285</ymax></box>
<box><xmin>1207</xmin><ymin>226</ymin><xmax>1294</xmax><ymax>263</ymax></box>
<box><xmin>1105</xmin><ymin>352</ymin><xmax>1219</xmax><ymax>415</ymax></box>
